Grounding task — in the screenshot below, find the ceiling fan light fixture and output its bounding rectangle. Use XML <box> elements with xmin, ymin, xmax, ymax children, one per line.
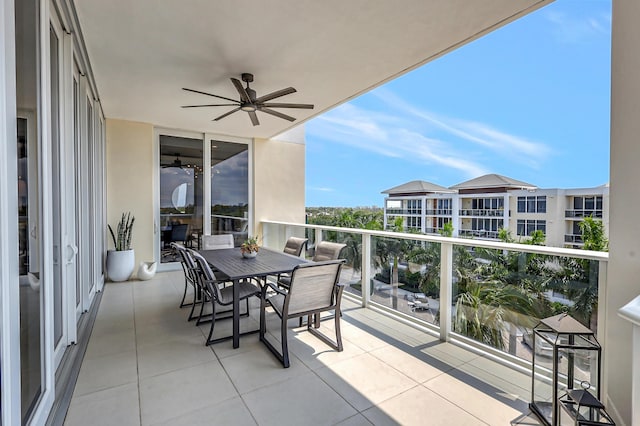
<box><xmin>240</xmin><ymin>103</ymin><xmax>257</xmax><ymax>112</ymax></box>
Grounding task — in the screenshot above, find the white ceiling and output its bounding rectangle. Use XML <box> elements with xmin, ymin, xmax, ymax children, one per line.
<box><xmin>75</xmin><ymin>0</ymin><xmax>551</xmax><ymax>139</ymax></box>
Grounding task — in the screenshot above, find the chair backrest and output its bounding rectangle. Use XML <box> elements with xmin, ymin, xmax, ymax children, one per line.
<box><xmin>171</xmin><ymin>243</ymin><xmax>196</xmax><ymax>281</ymax></box>
<box><xmin>201</xmin><ymin>234</ymin><xmax>234</xmax><ymax>250</ymax></box>
<box><xmin>189</xmin><ymin>250</ymin><xmax>222</xmax><ymax>302</ymax></box>
<box><xmin>283</xmin><ymin>237</ymin><xmax>308</xmax><ymax>257</ymax></box>
<box><xmin>312</xmin><ymin>241</ymin><xmax>346</xmax><ymax>262</ymax></box>
<box><xmin>171</xmin><ymin>224</ymin><xmax>189</xmax><ymax>242</ymax></box>
<box><xmin>286</xmin><ymin>260</ymin><xmax>344</xmax><ymax>315</ymax></box>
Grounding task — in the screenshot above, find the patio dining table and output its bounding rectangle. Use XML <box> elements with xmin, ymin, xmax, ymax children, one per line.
<box><xmin>197</xmin><ymin>247</ymin><xmax>309</xmax><ymax>348</ymax></box>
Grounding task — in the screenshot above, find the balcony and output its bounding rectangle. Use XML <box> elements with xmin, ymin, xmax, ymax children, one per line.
<box><xmin>565</xmin><ymin>234</ymin><xmax>585</xmax><ymax>244</ymax></box>
<box><xmin>565</xmin><ymin>210</ymin><xmax>604</xmax><ymax>219</ymax></box>
<box><xmin>458</xmin><ymin>229</ymin><xmax>501</xmax><ymax>239</ymax></box>
<box><xmin>65</xmin><ymin>271</ymin><xmax>539</xmax><ymax>425</ymax></box>
<box><xmin>64</xmin><ymin>221</ymin><xmax>607</xmax><ymax>425</ymax></box>
<box><xmin>385</xmin><ymin>209</ymin><xmax>422</xmax><ymax>215</ymax></box>
<box><xmin>425</xmin><ymin>209</ymin><xmax>453</xmax><ymax>216</ymax></box>
<box><xmin>458</xmin><ymin>209</ymin><xmax>506</xmax><ymax>217</ymax></box>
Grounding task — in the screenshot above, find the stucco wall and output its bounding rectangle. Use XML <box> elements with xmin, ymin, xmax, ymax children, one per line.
<box><xmin>606</xmin><ymin>0</ymin><xmax>640</xmax><ymax>423</ymax></box>
<box><xmin>106</xmin><ymin>119</ymin><xmax>154</xmax><ymax>271</ymax></box>
<box><xmin>252</xmin><ymin>137</ymin><xmax>305</xmax><ymax>237</ymax></box>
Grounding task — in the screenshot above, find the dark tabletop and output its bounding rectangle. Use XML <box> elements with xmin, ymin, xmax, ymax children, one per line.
<box><xmin>197</xmin><ymin>247</ymin><xmax>308</xmax><ymax>280</ymax></box>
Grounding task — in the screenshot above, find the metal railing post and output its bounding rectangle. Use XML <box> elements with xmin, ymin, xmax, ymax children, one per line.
<box><xmin>439</xmin><ymin>242</ymin><xmax>453</xmax><ymax>342</ymax></box>
<box><xmin>361</xmin><ymin>233</ymin><xmax>371</xmax><ymax>308</ymax></box>
<box><xmin>315</xmin><ymin>228</ymin><xmax>322</xmax><ymax>248</ymax></box>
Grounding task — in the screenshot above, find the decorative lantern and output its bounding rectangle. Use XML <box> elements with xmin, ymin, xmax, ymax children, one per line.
<box><xmin>559</xmin><ymin>383</ymin><xmax>615</xmax><ymax>425</ymax></box>
<box><xmin>529</xmin><ymin>313</ymin><xmax>602</xmax><ymax>426</ymax></box>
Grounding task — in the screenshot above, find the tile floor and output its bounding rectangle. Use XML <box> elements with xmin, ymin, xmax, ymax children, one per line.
<box><xmin>64</xmin><ymin>271</ymin><xmax>541</xmax><ymax>426</ymax></box>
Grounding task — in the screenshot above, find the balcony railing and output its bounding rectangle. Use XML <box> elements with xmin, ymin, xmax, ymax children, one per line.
<box><xmin>565</xmin><ymin>210</ymin><xmax>604</xmax><ymax>218</ymax></box>
<box><xmin>565</xmin><ymin>234</ymin><xmax>584</xmax><ymax>244</ymax></box>
<box><xmin>458</xmin><ymin>229</ymin><xmax>500</xmax><ymax>239</ymax></box>
<box><xmin>385</xmin><ymin>209</ymin><xmax>422</xmax><ymax>215</ymax></box>
<box><xmin>262</xmin><ymin>220</ymin><xmax>608</xmax><ymax>371</ymax></box>
<box><xmin>425</xmin><ymin>209</ymin><xmax>453</xmax><ymax>215</ymax></box>
<box><xmin>459</xmin><ymin>209</ymin><xmax>506</xmax><ymax>217</ymax></box>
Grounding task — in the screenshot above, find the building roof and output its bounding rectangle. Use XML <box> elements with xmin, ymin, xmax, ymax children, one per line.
<box><xmin>449</xmin><ymin>174</ymin><xmax>536</xmax><ymax>191</ymax></box>
<box><xmin>382</xmin><ymin>180</ymin><xmax>453</xmax><ymax>195</ymax></box>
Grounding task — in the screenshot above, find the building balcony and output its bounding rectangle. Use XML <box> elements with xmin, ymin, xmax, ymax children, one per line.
<box><xmin>458</xmin><ymin>229</ymin><xmax>501</xmax><ymax>239</ymax></box>
<box><xmin>565</xmin><ymin>234</ymin><xmax>585</xmax><ymax>244</ymax></box>
<box><xmin>565</xmin><ymin>210</ymin><xmax>604</xmax><ymax>219</ymax></box>
<box><xmin>425</xmin><ymin>209</ymin><xmax>453</xmax><ymax>216</ymax></box>
<box><xmin>64</xmin><ymin>221</ymin><xmax>607</xmax><ymax>425</ymax></box>
<box><xmin>458</xmin><ymin>209</ymin><xmax>506</xmax><ymax>217</ymax></box>
<box><xmin>385</xmin><ymin>209</ymin><xmax>422</xmax><ymax>215</ymax></box>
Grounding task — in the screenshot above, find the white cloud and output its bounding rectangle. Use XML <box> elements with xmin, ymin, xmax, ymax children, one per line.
<box><xmin>544</xmin><ymin>10</ymin><xmax>610</xmax><ymax>43</ymax></box>
<box><xmin>309</xmin><ymin>186</ymin><xmax>334</xmax><ymax>192</ymax></box>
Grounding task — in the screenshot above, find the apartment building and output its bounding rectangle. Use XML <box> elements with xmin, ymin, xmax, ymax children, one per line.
<box><xmin>382</xmin><ymin>174</ymin><xmax>609</xmax><ymax>248</ymax></box>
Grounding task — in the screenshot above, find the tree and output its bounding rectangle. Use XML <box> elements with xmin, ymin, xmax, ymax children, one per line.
<box><xmin>579</xmin><ymin>216</ymin><xmax>608</xmax><ymax>251</ymax></box>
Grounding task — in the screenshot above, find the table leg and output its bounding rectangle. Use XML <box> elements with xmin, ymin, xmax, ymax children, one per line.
<box><xmin>233</xmin><ymin>278</ymin><xmax>240</xmax><ymax>348</ymax></box>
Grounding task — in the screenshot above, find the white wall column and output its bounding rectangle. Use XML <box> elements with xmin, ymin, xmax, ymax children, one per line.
<box><xmin>606</xmin><ymin>1</ymin><xmax>640</xmax><ymax>423</ymax></box>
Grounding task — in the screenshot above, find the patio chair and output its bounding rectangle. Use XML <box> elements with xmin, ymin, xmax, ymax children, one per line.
<box><xmin>201</xmin><ymin>233</ymin><xmax>234</xmax><ymax>250</ymax></box>
<box><xmin>278</xmin><ymin>240</ymin><xmax>344</xmax><ymax>288</ymax></box>
<box><xmin>260</xmin><ymin>260</ymin><xmax>346</xmax><ymax>368</ymax></box>
<box><xmin>170</xmin><ymin>223</ymin><xmax>189</xmax><ymax>244</ymax></box>
<box><xmin>190</xmin><ymin>250</ymin><xmax>262</xmax><ymax>346</ymax></box>
<box><xmin>283</xmin><ymin>236</ymin><xmax>308</xmax><ymax>257</ymax></box>
<box><xmin>172</xmin><ymin>243</ymin><xmax>200</xmax><ymax>310</ymax></box>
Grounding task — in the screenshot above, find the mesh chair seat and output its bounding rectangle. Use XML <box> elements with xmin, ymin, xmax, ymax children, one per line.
<box><xmin>218</xmin><ymin>280</ymin><xmax>263</xmax><ymax>305</ymax></box>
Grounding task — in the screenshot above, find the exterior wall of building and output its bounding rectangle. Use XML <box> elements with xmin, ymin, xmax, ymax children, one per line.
<box><xmin>383</xmin><ymin>186</ymin><xmax>609</xmax><ymax>248</ymax></box>
<box><xmin>253</xmin><ymin>137</ymin><xmax>306</xmax><ymax>238</ymax></box>
<box><xmin>106</xmin><ymin>119</ymin><xmax>155</xmax><ymax>267</ymax></box>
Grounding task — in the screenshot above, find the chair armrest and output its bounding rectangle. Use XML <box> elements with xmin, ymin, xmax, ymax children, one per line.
<box><xmin>264</xmin><ymin>281</ymin><xmax>288</xmax><ymax>296</ymax></box>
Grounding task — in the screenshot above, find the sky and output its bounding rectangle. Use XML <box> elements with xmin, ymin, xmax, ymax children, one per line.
<box><xmin>305</xmin><ymin>0</ymin><xmax>612</xmax><ymax>207</ymax></box>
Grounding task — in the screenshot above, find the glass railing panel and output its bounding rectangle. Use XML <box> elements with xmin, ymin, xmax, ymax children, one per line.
<box><xmin>450</xmin><ymin>243</ymin><xmax>599</xmax><ymax>363</ymax></box>
<box><xmin>320</xmin><ymin>230</ymin><xmax>363</xmax><ymax>296</ymax></box>
<box><xmin>370</xmin><ymin>235</ymin><xmax>440</xmax><ymax>326</ymax></box>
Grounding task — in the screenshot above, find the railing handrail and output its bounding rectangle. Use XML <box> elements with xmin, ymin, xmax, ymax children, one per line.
<box><xmin>262</xmin><ymin>220</ymin><xmax>609</xmax><ymax>262</ymax></box>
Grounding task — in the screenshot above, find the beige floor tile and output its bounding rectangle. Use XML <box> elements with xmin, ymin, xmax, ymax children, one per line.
<box><xmin>242</xmin><ymin>371</ymin><xmax>357</xmax><ymax>426</ymax></box>
<box><xmin>73</xmin><ymin>350</ymin><xmax>138</xmax><ymax>397</ymax></box>
<box><xmin>287</xmin><ymin>327</ymin><xmax>365</xmax><ymax>370</ymax></box>
<box><xmin>219</xmin><ymin>344</ymin><xmax>310</xmax><ymax>394</ymax></box>
<box><xmin>456</xmin><ymin>359</ymin><xmax>530</xmax><ymax>400</ymax></box>
<box><xmin>135</xmin><ymin>317</ymin><xmax>204</xmax><ymax>348</ymax></box>
<box><xmin>151</xmin><ymin>396</ymin><xmax>256</xmax><ymax>426</ymax></box>
<box><xmin>340</xmin><ymin>323</ymin><xmax>390</xmax><ymax>352</ymax></box>
<box><xmin>84</xmin><ymin>327</ymin><xmax>136</xmax><ymax>359</ymax></box>
<box><xmin>369</xmin><ymin>345</ymin><xmax>453</xmax><ymax>384</ymax></box>
<box><xmin>65</xmin><ymin>382</ymin><xmax>140</xmax><ymax>426</ymax></box>
<box><xmin>315</xmin><ymin>352</ymin><xmax>417</xmax><ymax>411</ymax></box>
<box><xmin>139</xmin><ymin>360</ymin><xmax>237</xmax><ymax>425</ymax></box>
<box><xmin>425</xmin><ymin>369</ymin><xmax>529</xmax><ymax>425</ymax></box>
<box><xmin>136</xmin><ymin>333</ymin><xmax>216</xmax><ymax>379</ymax></box>
<box><xmin>362</xmin><ymin>385</ymin><xmax>486</xmax><ymax>426</ymax></box>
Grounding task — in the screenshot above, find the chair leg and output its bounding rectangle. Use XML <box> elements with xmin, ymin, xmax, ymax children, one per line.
<box><xmin>281</xmin><ymin>313</ymin><xmax>290</xmax><ymax>368</ymax></box>
<box><xmin>195</xmin><ymin>294</ymin><xmax>207</xmax><ymax>325</ymax></box>
<box><xmin>187</xmin><ymin>291</ymin><xmax>198</xmax><ymax>321</ymax></box>
<box><xmin>179</xmin><ymin>280</ymin><xmax>189</xmax><ymax>308</ymax></box>
<box><xmin>334</xmin><ymin>307</ymin><xmax>343</xmax><ymax>351</ymax></box>
<box><xmin>205</xmin><ymin>302</ymin><xmax>217</xmax><ymax>346</ymax></box>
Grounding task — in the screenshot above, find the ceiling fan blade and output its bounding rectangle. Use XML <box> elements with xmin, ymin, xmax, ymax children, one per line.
<box><xmin>181</xmin><ymin>103</ymin><xmax>239</xmax><ymax>108</ymax></box>
<box><xmin>260</xmin><ymin>107</ymin><xmax>296</xmax><ymax>122</ymax></box>
<box><xmin>231</xmin><ymin>78</ymin><xmax>252</xmax><ymax>103</ymax></box>
<box><xmin>213</xmin><ymin>107</ymin><xmax>241</xmax><ymax>121</ymax></box>
<box><xmin>182</xmin><ymin>88</ymin><xmax>239</xmax><ymax>104</ymax></box>
<box><xmin>261</xmin><ymin>102</ymin><xmax>314</xmax><ymax>109</ymax></box>
<box><xmin>255</xmin><ymin>87</ymin><xmax>296</xmax><ymax>103</ymax></box>
<box><xmin>248</xmin><ymin>111</ymin><xmax>260</xmax><ymax>126</ymax></box>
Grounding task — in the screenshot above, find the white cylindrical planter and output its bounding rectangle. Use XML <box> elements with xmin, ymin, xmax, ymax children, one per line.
<box><xmin>106</xmin><ymin>249</ymin><xmax>135</xmax><ymax>282</ymax></box>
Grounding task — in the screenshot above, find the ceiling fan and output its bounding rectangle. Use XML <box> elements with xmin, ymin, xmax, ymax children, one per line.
<box><xmin>181</xmin><ymin>73</ymin><xmax>314</xmax><ymax>126</ymax></box>
<box><xmin>161</xmin><ymin>153</ymin><xmax>183</xmax><ymax>168</ymax></box>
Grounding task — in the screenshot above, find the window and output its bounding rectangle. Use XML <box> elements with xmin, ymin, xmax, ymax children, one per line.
<box><xmin>386</xmin><ymin>200</ymin><xmax>401</xmax><ymax>209</ymax></box>
<box><xmin>517</xmin><ymin>219</ymin><xmax>546</xmax><ymax>236</ymax></box>
<box><xmin>517</xmin><ymin>196</ymin><xmax>546</xmax><ymax>213</ymax></box>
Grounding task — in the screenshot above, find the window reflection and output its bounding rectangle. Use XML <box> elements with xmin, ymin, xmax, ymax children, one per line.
<box><xmin>16</xmin><ymin>0</ymin><xmax>44</xmax><ymax>421</ymax></box>
<box><xmin>159</xmin><ymin>135</ymin><xmax>203</xmax><ymax>262</ymax></box>
<box><xmin>211</xmin><ymin>141</ymin><xmax>248</xmax><ymax>247</ymax></box>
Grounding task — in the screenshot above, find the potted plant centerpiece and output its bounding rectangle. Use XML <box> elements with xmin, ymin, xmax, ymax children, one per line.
<box><xmin>106</xmin><ymin>212</ymin><xmax>136</xmax><ymax>282</ymax></box>
<box><xmin>241</xmin><ymin>236</ymin><xmax>260</xmax><ymax>258</ymax></box>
